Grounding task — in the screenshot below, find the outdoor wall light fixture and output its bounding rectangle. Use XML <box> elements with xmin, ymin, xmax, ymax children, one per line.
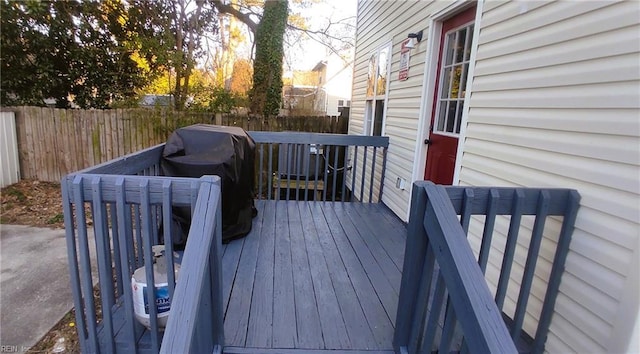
<box><xmin>405</xmin><ymin>30</ymin><xmax>423</xmax><ymax>49</ymax></box>
<box><xmin>408</xmin><ymin>30</ymin><xmax>423</xmax><ymax>43</ymax></box>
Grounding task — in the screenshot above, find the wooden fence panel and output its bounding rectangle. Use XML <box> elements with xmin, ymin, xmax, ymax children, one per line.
<box><xmin>9</xmin><ymin>106</ymin><xmax>348</xmax><ymax>182</ymax></box>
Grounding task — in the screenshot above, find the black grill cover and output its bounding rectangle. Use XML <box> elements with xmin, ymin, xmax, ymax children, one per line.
<box><xmin>161</xmin><ymin>124</ymin><xmax>256</xmax><ymax>244</ymax></box>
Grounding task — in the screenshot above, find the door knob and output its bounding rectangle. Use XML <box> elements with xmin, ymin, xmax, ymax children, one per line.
<box><xmin>424</xmin><ymin>139</ymin><xmax>432</xmax><ymax>145</ymax></box>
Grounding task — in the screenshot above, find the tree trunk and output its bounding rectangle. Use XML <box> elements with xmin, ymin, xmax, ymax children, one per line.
<box><xmin>250</xmin><ymin>0</ymin><xmax>288</xmax><ymax>117</ymax></box>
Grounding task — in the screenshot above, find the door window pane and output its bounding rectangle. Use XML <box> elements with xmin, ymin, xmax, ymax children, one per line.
<box><xmin>464</xmin><ymin>25</ymin><xmax>474</xmax><ymax>61</ymax></box>
<box><xmin>434</xmin><ymin>22</ymin><xmax>473</xmax><ymax>136</ymax></box>
<box><xmin>455</xmin><ymin>28</ymin><xmax>466</xmax><ymax>64</ymax></box>
<box><xmin>444</xmin><ymin>32</ymin><xmax>456</xmax><ymax>65</ymax></box>
<box><xmin>441</xmin><ymin>67</ymin><xmax>452</xmax><ymax>99</ymax></box>
<box><xmin>455</xmin><ymin>100</ymin><xmax>464</xmax><ymax>134</ymax></box>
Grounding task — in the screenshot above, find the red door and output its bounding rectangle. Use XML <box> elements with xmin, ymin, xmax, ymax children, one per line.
<box><xmin>424</xmin><ymin>6</ymin><xmax>476</xmax><ymax>184</ymax></box>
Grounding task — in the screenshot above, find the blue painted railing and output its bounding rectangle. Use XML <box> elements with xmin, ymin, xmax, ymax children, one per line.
<box><xmin>63</xmin><ymin>130</ymin><xmax>389</xmax><ymax>354</ymax></box>
<box><xmin>62</xmin><ymin>174</ymin><xmax>223</xmax><ymax>353</ymax></box>
<box><xmin>249</xmin><ymin>131</ymin><xmax>389</xmax><ymax>202</ymax></box>
<box><xmin>160</xmin><ymin>177</ymin><xmax>224</xmax><ymax>353</ymax></box>
<box><xmin>394</xmin><ymin>182</ymin><xmax>580</xmax><ymax>354</ymax></box>
<box><xmin>77</xmin><ymin>131</ymin><xmax>390</xmax><ymax>203</ymax></box>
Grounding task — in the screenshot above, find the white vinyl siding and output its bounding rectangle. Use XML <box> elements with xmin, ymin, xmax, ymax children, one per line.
<box><xmin>460</xmin><ymin>1</ymin><xmax>640</xmax><ymax>353</ymax></box>
<box><xmin>353</xmin><ymin>0</ymin><xmax>639</xmax><ymax>352</ymax></box>
<box><xmin>351</xmin><ymin>0</ymin><xmax>453</xmax><ymax>213</ymax></box>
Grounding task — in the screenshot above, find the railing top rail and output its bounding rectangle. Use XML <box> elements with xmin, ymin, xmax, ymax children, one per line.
<box><xmin>421</xmin><ymin>182</ymin><xmax>518</xmax><ymax>353</ymax></box>
<box><xmin>248</xmin><ymin>131</ymin><xmax>389</xmax><ymax>147</ymax></box>
<box><xmin>62</xmin><ymin>173</ymin><xmax>210</xmax><ymax>205</ymax></box>
<box><xmin>76</xmin><ymin>143</ymin><xmax>165</xmax><ymax>175</ymax></box>
<box><xmin>444</xmin><ymin>186</ymin><xmax>580</xmax><ymax>216</ymax></box>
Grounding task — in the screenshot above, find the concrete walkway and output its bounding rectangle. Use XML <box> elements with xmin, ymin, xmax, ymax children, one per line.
<box><xmin>1</xmin><ymin>225</ymin><xmax>77</xmax><ymax>350</ymax></box>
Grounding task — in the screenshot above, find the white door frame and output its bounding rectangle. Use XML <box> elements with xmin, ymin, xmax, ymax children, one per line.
<box><xmin>407</xmin><ymin>0</ymin><xmax>484</xmax><ymax>219</ymax></box>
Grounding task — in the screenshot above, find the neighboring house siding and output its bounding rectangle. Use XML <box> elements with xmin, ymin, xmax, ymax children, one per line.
<box><xmin>461</xmin><ymin>1</ymin><xmax>640</xmax><ymax>353</ymax></box>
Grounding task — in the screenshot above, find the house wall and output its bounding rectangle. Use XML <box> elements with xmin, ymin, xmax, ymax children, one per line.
<box><xmin>461</xmin><ymin>1</ymin><xmax>640</xmax><ymax>352</ymax></box>
<box><xmin>351</xmin><ymin>1</ymin><xmax>452</xmax><ymax>211</ymax></box>
<box><xmin>351</xmin><ymin>0</ymin><xmax>639</xmax><ymax>352</ymax></box>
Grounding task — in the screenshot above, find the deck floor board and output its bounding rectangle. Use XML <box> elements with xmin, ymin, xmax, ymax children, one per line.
<box><xmin>331</xmin><ymin>202</ymin><xmax>399</xmax><ymax>326</ymax></box>
<box><xmin>298</xmin><ymin>202</ymin><xmax>351</xmax><ymax>349</ymax></box>
<box><xmin>223</xmin><ymin>200</ymin><xmax>264</xmax><ymax>346</ymax></box>
<box><xmin>223</xmin><ymin>200</ymin><xmax>406</xmax><ymax>351</ymax></box>
<box><xmin>246</xmin><ymin>199</ymin><xmax>276</xmax><ymax>347</ymax></box>
<box><xmin>272</xmin><ymin>201</ymin><xmax>297</xmax><ymax>348</ymax></box>
<box><xmin>288</xmin><ymin>201</ymin><xmax>324</xmax><ymax>349</ymax></box>
<box><xmin>308</xmin><ymin>202</ymin><xmax>378</xmax><ymax>349</ymax></box>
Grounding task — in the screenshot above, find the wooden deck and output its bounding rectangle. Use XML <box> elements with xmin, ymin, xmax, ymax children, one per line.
<box><xmin>220</xmin><ymin>200</ymin><xmax>406</xmax><ymax>353</ymax></box>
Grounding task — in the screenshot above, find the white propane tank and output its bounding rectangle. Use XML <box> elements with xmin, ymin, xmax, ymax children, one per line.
<box><xmin>131</xmin><ymin>245</ymin><xmax>180</xmax><ymax>330</ymax></box>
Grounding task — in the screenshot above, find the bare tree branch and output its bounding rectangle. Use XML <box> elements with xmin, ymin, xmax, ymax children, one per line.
<box><xmin>211</xmin><ymin>0</ymin><xmax>258</xmax><ymax>34</ymax></box>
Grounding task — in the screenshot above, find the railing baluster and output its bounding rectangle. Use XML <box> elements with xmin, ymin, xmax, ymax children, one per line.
<box><xmin>296</xmin><ymin>144</ymin><xmax>302</xmax><ymax>201</ymax></box>
<box><xmin>438</xmin><ymin>299</ymin><xmax>458</xmax><ymax>353</ymax></box>
<box><xmin>408</xmin><ymin>242</ymin><xmax>436</xmax><ymax>353</ymax></box>
<box><xmin>140</xmin><ymin>179</ymin><xmax>160</xmax><ymax>352</ymax></box>
<box><xmin>341</xmin><ymin>146</ymin><xmax>348</xmax><ymax>203</ymax></box>
<box><xmin>460</xmin><ymin>189</ymin><xmax>474</xmax><ymax>234</ymax></box>
<box><xmin>351</xmin><ymin>146</ymin><xmax>358</xmax><ymax>202</ymax></box>
<box><xmin>152</xmin><ymin>205</ymin><xmax>159</xmax><ymax>245</ymax></box>
<box><xmin>378</xmin><ymin>146</ymin><xmax>388</xmax><ymax>202</ymax></box>
<box><xmin>304</xmin><ymin>143</ymin><xmax>310</xmax><ymax>202</ymax></box>
<box><xmin>62</xmin><ymin>180</ymin><xmax>88</xmax><ymax>352</ymax></box>
<box><xmin>162</xmin><ymin>180</ymin><xmax>176</xmax><ymax>302</ymax></box>
<box><xmin>511</xmin><ymin>190</ymin><xmax>550</xmax><ymax>341</ymax></box>
<box><xmin>495</xmin><ymin>189</ymin><xmax>525</xmax><ymax>308</ymax></box>
<box><xmin>125</xmin><ymin>203</ymin><xmax>136</xmax><ymax>275</ymax></box>
<box><xmin>134</xmin><ymin>205</ymin><xmax>143</xmax><ymax>268</ymax></box>
<box><xmin>332</xmin><ymin>145</ymin><xmax>339</xmax><ymax>201</ymax></box>
<box><xmin>286</xmin><ymin>143</ymin><xmax>292</xmax><ymax>201</ymax></box>
<box><xmin>91</xmin><ymin>177</ymin><xmax>115</xmax><ymax>354</ymax></box>
<box><xmin>72</xmin><ymin>176</ymin><xmax>99</xmax><ymax>352</ymax></box>
<box><xmin>360</xmin><ymin>146</ymin><xmax>368</xmax><ymax>202</ymax></box>
<box><xmin>533</xmin><ymin>190</ymin><xmax>581</xmax><ymax>354</ymax></box>
<box><xmin>190</xmin><ymin>181</ymin><xmax>199</xmax><ymax>214</ymax></box>
<box><xmin>369</xmin><ymin>146</ymin><xmax>377</xmax><ymax>203</ymax></box>
<box><xmin>421</xmin><ymin>271</ymin><xmax>447</xmax><ymax>352</ymax></box>
<box><xmin>314</xmin><ymin>143</ymin><xmax>322</xmax><ymax>201</ymax></box>
<box><xmin>258</xmin><ymin>143</ymin><xmax>264</xmax><ymax>200</ymax></box>
<box><xmin>268</xmin><ymin>144</ymin><xmax>273</xmax><ymax>200</ymax></box>
<box><xmin>323</xmin><ymin>145</ymin><xmax>330</xmax><ymax>201</ymax></box>
<box><xmin>110</xmin><ymin>203</ymin><xmax>123</xmax><ymax>298</ymax></box>
<box><xmin>478</xmin><ymin>189</ymin><xmax>499</xmax><ymax>273</ymax></box>
<box><xmin>115</xmin><ymin>177</ymin><xmax>138</xmax><ymax>352</ymax></box>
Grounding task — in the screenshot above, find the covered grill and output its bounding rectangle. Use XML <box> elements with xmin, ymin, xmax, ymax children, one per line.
<box><xmin>161</xmin><ymin>124</ymin><xmax>256</xmax><ymax>244</ymax></box>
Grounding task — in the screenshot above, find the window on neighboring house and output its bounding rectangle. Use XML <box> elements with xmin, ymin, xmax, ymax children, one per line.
<box><xmin>338</xmin><ymin>99</ymin><xmax>344</xmax><ymax>106</ymax></box>
<box><xmin>346</xmin><ymin>100</ymin><xmax>351</xmax><ymax>107</ymax></box>
<box><xmin>364</xmin><ymin>43</ymin><xmax>391</xmax><ymax>136</ymax></box>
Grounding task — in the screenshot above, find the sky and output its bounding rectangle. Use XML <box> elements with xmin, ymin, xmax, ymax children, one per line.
<box><xmin>286</xmin><ymin>0</ymin><xmax>358</xmax><ymax>71</ymax></box>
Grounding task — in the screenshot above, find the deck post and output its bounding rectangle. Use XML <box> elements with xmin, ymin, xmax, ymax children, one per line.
<box><xmin>393</xmin><ymin>181</ymin><xmax>430</xmax><ymax>352</ymax></box>
<box><xmin>207</xmin><ymin>175</ymin><xmax>225</xmax><ymax>346</ymax></box>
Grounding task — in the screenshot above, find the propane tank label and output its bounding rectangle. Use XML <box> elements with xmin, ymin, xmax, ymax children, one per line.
<box><xmin>143</xmin><ymin>285</ymin><xmax>171</xmax><ymax>314</ymax></box>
